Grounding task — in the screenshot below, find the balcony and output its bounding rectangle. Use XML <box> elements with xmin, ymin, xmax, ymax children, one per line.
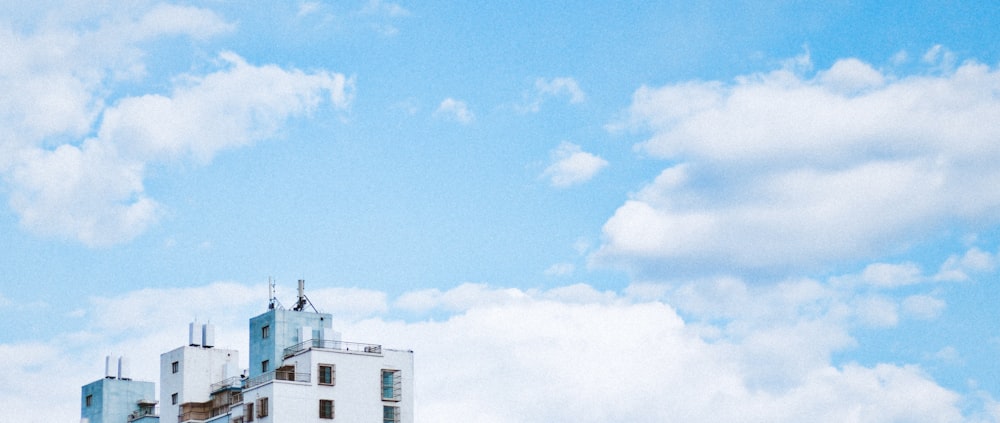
<box><xmin>210</xmin><ymin>376</ymin><xmax>241</xmax><ymax>393</ymax></box>
<box><xmin>283</xmin><ymin>339</ymin><xmax>382</xmax><ymax>358</ymax></box>
<box><xmin>242</xmin><ymin>369</ymin><xmax>311</xmax><ymax>390</ymax></box>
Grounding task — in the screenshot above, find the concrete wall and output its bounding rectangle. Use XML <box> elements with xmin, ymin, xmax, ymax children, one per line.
<box><xmin>248</xmin><ymin>308</ymin><xmax>333</xmax><ymax>378</ymax></box>
<box><xmin>241</xmin><ymin>347</ymin><xmax>414</xmax><ymax>422</ymax></box>
<box><xmin>81</xmin><ymin>378</ymin><xmax>155</xmax><ymax>423</ymax></box>
<box><xmin>159</xmin><ymin>346</ymin><xmax>239</xmax><ymax>423</ymax></box>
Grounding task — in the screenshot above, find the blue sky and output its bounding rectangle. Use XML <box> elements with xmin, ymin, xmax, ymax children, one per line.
<box><xmin>3</xmin><ymin>1</ymin><xmax>1000</xmax><ymax>421</ymax></box>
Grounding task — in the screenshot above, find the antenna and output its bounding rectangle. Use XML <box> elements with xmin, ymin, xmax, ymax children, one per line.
<box><xmin>292</xmin><ymin>279</ymin><xmax>319</xmax><ymax>313</ymax></box>
<box><xmin>267</xmin><ymin>277</ymin><xmax>284</xmax><ymax>310</ymax></box>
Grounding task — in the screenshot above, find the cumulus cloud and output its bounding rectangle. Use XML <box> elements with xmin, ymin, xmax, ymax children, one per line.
<box><xmin>434</xmin><ymin>97</ymin><xmax>475</xmax><ymax>124</ymax></box>
<box><xmin>3</xmin><ymin>279</ymin><xmax>983</xmax><ymax>422</ymax></box>
<box><xmin>541</xmin><ymin>141</ymin><xmax>609</xmax><ymax>187</ymax></box>
<box><xmin>935</xmin><ymin>247</ymin><xmax>999</xmax><ymax>281</ymax></box>
<box><xmin>518</xmin><ymin>76</ymin><xmax>586</xmax><ymax>112</ymax></box>
<box><xmin>0</xmin><ymin>8</ymin><xmax>352</xmax><ymax>246</ymax></box>
<box><xmin>595</xmin><ymin>50</ymin><xmax>1000</xmax><ymax>277</ymax></box>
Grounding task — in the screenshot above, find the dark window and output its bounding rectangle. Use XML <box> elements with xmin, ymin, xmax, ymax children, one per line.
<box><xmin>258</xmin><ymin>397</ymin><xmax>269</xmax><ymax>418</ymax></box>
<box><xmin>319</xmin><ymin>399</ymin><xmax>334</xmax><ymax>419</ymax></box>
<box><xmin>261</xmin><ymin>360</ymin><xmax>269</xmax><ymax>373</ymax></box>
<box><xmin>171</xmin><ymin>393</ymin><xmax>178</xmax><ymax>405</ymax></box>
<box><xmin>319</xmin><ymin>364</ymin><xmax>335</xmax><ymax>385</ymax></box>
<box><xmin>383</xmin><ymin>405</ymin><xmax>400</xmax><ymax>423</ymax></box>
<box><xmin>381</xmin><ymin>369</ymin><xmax>401</xmax><ymax>401</ymax></box>
<box><xmin>261</xmin><ymin>325</ymin><xmax>270</xmax><ymax>339</ymax></box>
<box><xmin>171</xmin><ymin>361</ymin><xmax>179</xmax><ymax>374</ymax></box>
<box><xmin>246</xmin><ymin>403</ymin><xmax>254</xmax><ymax>422</ymax></box>
<box><xmin>85</xmin><ymin>394</ymin><xmax>93</xmax><ymax>407</ymax></box>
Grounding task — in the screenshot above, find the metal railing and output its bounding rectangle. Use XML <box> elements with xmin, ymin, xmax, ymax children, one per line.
<box><xmin>283</xmin><ymin>339</ymin><xmax>382</xmax><ymax>358</ymax></box>
<box><xmin>242</xmin><ymin>370</ymin><xmax>311</xmax><ymax>390</ymax></box>
<box><xmin>210</xmin><ymin>376</ymin><xmax>241</xmax><ymax>393</ymax></box>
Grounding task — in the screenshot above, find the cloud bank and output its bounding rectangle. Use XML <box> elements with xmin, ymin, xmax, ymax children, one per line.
<box><xmin>0</xmin><ymin>5</ymin><xmax>352</xmax><ymax>246</ymax></box>
<box><xmin>1</xmin><ymin>270</ymin><xmax>992</xmax><ymax>422</ymax></box>
<box><xmin>595</xmin><ymin>49</ymin><xmax>1000</xmax><ymax>277</ymax></box>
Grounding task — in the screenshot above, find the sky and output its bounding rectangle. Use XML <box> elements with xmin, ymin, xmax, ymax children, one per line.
<box><xmin>2</xmin><ymin>1</ymin><xmax>1000</xmax><ymax>421</ymax></box>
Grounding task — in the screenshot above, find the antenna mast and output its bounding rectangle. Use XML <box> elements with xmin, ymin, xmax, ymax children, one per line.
<box><xmin>292</xmin><ymin>279</ymin><xmax>319</xmax><ymax>313</ymax></box>
<box><xmin>267</xmin><ymin>276</ymin><xmax>283</xmax><ymax>310</ymax></box>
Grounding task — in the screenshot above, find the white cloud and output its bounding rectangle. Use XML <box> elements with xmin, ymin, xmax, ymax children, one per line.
<box><xmin>544</xmin><ymin>262</ymin><xmax>575</xmax><ymax>276</ymax></box>
<box><xmin>860</xmin><ymin>262</ymin><xmax>924</xmax><ymax>288</ymax></box>
<box><xmin>519</xmin><ymin>77</ymin><xmax>586</xmax><ymax>112</ymax></box>
<box><xmin>935</xmin><ymin>247</ymin><xmax>998</xmax><ymax>282</ymax></box>
<box><xmin>902</xmin><ymin>294</ymin><xmax>947</xmax><ymax>320</ymax></box>
<box><xmin>541</xmin><ymin>141</ymin><xmax>608</xmax><ymax>188</ymax></box>
<box><xmin>0</xmin><ymin>9</ymin><xmax>351</xmax><ymax>246</ymax></box>
<box><xmin>853</xmin><ymin>295</ymin><xmax>900</xmax><ymax>328</ymax></box>
<box><xmin>596</xmin><ymin>53</ymin><xmax>1000</xmax><ymax>277</ymax></box>
<box><xmin>434</xmin><ymin>98</ymin><xmax>474</xmax><ymax>124</ymax></box>
<box><xmin>0</xmin><ymin>279</ymin><xmax>987</xmax><ymax>422</ymax></box>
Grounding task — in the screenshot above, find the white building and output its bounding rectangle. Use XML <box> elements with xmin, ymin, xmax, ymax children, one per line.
<box><xmin>160</xmin><ymin>322</ymin><xmax>240</xmax><ymax>423</ymax></box>
<box><xmin>83</xmin><ymin>279</ymin><xmax>414</xmax><ymax>423</ymax></box>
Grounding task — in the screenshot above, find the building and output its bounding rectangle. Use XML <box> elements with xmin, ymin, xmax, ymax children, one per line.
<box><xmin>80</xmin><ymin>356</ymin><xmax>159</xmax><ymax>423</ymax></box>
<box><xmin>82</xmin><ymin>279</ymin><xmax>414</xmax><ymax>423</ymax></box>
<box><xmin>160</xmin><ymin>322</ymin><xmax>240</xmax><ymax>423</ymax></box>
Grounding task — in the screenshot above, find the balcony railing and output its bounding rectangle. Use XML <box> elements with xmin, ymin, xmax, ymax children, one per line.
<box><xmin>283</xmin><ymin>339</ymin><xmax>382</xmax><ymax>358</ymax></box>
<box><xmin>210</xmin><ymin>376</ymin><xmax>241</xmax><ymax>393</ymax></box>
<box><xmin>242</xmin><ymin>370</ymin><xmax>311</xmax><ymax>390</ymax></box>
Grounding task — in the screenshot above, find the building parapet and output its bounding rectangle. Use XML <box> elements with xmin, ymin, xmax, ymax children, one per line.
<box><xmin>242</xmin><ymin>370</ymin><xmax>311</xmax><ymax>390</ymax></box>
<box><xmin>283</xmin><ymin>339</ymin><xmax>382</xmax><ymax>358</ymax></box>
<box><xmin>210</xmin><ymin>376</ymin><xmax>241</xmax><ymax>393</ymax></box>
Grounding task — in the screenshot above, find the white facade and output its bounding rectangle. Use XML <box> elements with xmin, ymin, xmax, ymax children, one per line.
<box><xmin>239</xmin><ymin>344</ymin><xmax>414</xmax><ymax>422</ymax></box>
<box><xmin>160</xmin><ymin>343</ymin><xmax>240</xmax><ymax>423</ymax></box>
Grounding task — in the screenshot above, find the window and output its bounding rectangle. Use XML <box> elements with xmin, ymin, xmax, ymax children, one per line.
<box><xmin>383</xmin><ymin>405</ymin><xmax>400</xmax><ymax>423</ymax></box>
<box><xmin>171</xmin><ymin>393</ymin><xmax>178</xmax><ymax>405</ymax></box>
<box><xmin>261</xmin><ymin>325</ymin><xmax>270</xmax><ymax>339</ymax></box>
<box><xmin>257</xmin><ymin>397</ymin><xmax>269</xmax><ymax>418</ymax></box>
<box><xmin>381</xmin><ymin>369</ymin><xmax>401</xmax><ymax>401</ymax></box>
<box><xmin>245</xmin><ymin>403</ymin><xmax>254</xmax><ymax>422</ymax></box>
<box><xmin>85</xmin><ymin>394</ymin><xmax>93</xmax><ymax>407</ymax></box>
<box><xmin>261</xmin><ymin>360</ymin><xmax>269</xmax><ymax>373</ymax></box>
<box><xmin>319</xmin><ymin>364</ymin><xmax>335</xmax><ymax>385</ymax></box>
<box><xmin>319</xmin><ymin>399</ymin><xmax>335</xmax><ymax>419</ymax></box>
<box><xmin>171</xmin><ymin>361</ymin><xmax>179</xmax><ymax>374</ymax></box>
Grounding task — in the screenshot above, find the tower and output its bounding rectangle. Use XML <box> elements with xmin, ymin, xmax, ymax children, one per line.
<box><xmin>81</xmin><ymin>356</ymin><xmax>158</xmax><ymax>423</ymax></box>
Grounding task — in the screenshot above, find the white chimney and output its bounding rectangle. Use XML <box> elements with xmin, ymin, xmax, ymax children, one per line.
<box><xmin>105</xmin><ymin>355</ymin><xmax>116</xmax><ymax>379</ymax></box>
<box><xmin>189</xmin><ymin>322</ymin><xmax>201</xmax><ymax>347</ymax></box>
<box><xmin>118</xmin><ymin>356</ymin><xmax>131</xmax><ymax>380</ymax></box>
<box><xmin>202</xmin><ymin>323</ymin><xmax>215</xmax><ymax>348</ymax></box>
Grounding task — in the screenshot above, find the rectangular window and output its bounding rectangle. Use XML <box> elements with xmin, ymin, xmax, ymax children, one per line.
<box><xmin>261</xmin><ymin>325</ymin><xmax>270</xmax><ymax>339</ymax></box>
<box><xmin>245</xmin><ymin>403</ymin><xmax>254</xmax><ymax>422</ymax></box>
<box><xmin>319</xmin><ymin>364</ymin><xmax>335</xmax><ymax>385</ymax></box>
<box><xmin>261</xmin><ymin>360</ymin><xmax>269</xmax><ymax>373</ymax></box>
<box><xmin>381</xmin><ymin>369</ymin><xmax>401</xmax><ymax>401</ymax></box>
<box><xmin>171</xmin><ymin>393</ymin><xmax>178</xmax><ymax>405</ymax></box>
<box><xmin>383</xmin><ymin>405</ymin><xmax>400</xmax><ymax>423</ymax></box>
<box><xmin>319</xmin><ymin>399</ymin><xmax>334</xmax><ymax>419</ymax></box>
<box><xmin>85</xmin><ymin>394</ymin><xmax>93</xmax><ymax>407</ymax></box>
<box><xmin>171</xmin><ymin>361</ymin><xmax>179</xmax><ymax>373</ymax></box>
<box><xmin>257</xmin><ymin>397</ymin><xmax>269</xmax><ymax>418</ymax></box>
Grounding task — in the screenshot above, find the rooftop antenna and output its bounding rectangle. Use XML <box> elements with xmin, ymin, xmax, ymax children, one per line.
<box><xmin>292</xmin><ymin>279</ymin><xmax>319</xmax><ymax>313</ymax></box>
<box><xmin>267</xmin><ymin>276</ymin><xmax>284</xmax><ymax>310</ymax></box>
